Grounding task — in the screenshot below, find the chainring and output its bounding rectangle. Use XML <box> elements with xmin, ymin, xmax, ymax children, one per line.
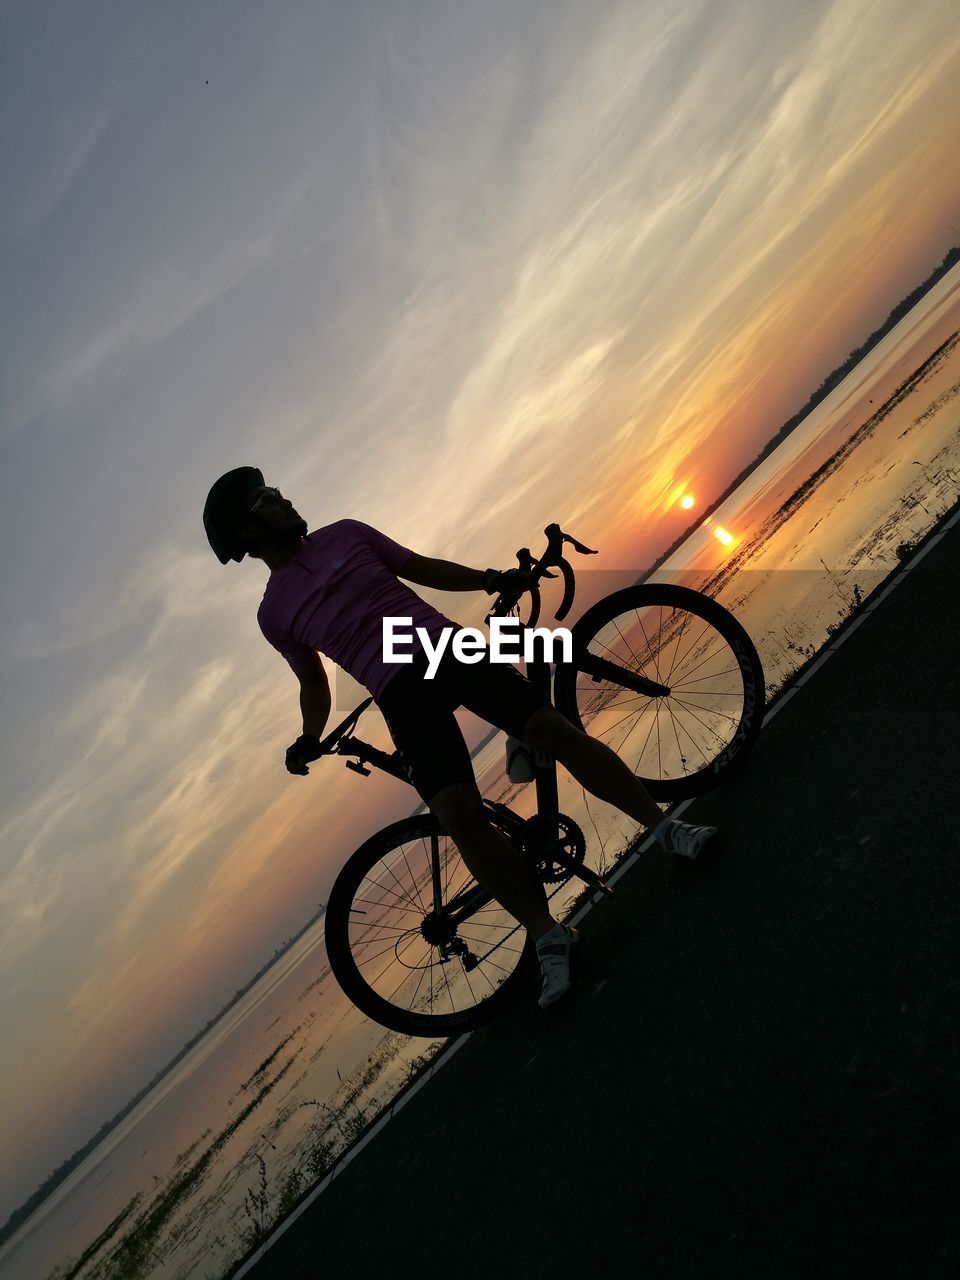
<box><xmin>520</xmin><ymin>813</ymin><xmax>587</xmax><ymax>885</ymax></box>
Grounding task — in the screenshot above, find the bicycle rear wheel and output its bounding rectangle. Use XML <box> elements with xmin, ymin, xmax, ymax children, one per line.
<box><xmin>324</xmin><ymin>812</ymin><xmax>538</xmax><ymax>1037</ymax></box>
<box><xmin>553</xmin><ymin>584</ymin><xmax>764</xmax><ymax>800</ymax></box>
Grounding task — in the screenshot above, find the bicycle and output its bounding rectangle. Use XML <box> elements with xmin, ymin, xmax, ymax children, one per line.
<box><xmin>321</xmin><ymin>523</ymin><xmax>765</xmax><ymax>1037</ymax></box>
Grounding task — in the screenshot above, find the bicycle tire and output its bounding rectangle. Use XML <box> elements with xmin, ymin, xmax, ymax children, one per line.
<box><xmin>324</xmin><ymin>813</ymin><xmax>538</xmax><ymax>1037</ymax></box>
<box><xmin>553</xmin><ymin>583</ymin><xmax>765</xmax><ymax>800</ymax></box>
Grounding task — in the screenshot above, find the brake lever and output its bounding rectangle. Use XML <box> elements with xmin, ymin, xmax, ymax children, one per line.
<box><xmin>562</xmin><ymin>532</ymin><xmax>598</xmax><ymax>556</ymax></box>
<box><xmin>517</xmin><ymin>547</ymin><xmax>557</xmax><ymax>578</ymax></box>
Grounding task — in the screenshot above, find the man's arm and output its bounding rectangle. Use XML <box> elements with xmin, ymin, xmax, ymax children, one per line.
<box><xmin>398</xmin><ymin>553</ymin><xmax>485</xmax><ymax>592</ymax></box>
<box><xmin>296</xmin><ymin>651</ymin><xmax>331</xmax><ymax>738</ymax></box>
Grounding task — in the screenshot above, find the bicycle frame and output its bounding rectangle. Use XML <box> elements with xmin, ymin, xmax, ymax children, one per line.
<box><xmin>520</xmin><ymin>640</ymin><xmax>561</xmax><ymax>821</ymax></box>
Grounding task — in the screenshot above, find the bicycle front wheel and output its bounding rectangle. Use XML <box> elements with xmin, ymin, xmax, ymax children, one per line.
<box><xmin>324</xmin><ymin>813</ymin><xmax>538</xmax><ymax>1037</ymax></box>
<box><xmin>553</xmin><ymin>584</ymin><xmax>765</xmax><ymax>800</ymax></box>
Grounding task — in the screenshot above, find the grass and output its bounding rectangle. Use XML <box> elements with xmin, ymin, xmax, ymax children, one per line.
<box><xmin>59</xmin><ymin>1054</ymin><xmax>300</xmax><ymax>1280</ymax></box>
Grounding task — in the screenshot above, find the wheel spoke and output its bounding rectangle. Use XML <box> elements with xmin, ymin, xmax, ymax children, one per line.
<box><xmin>668</xmin><ymin>694</ymin><xmax>741</xmax><ymax>726</ymax></box>
<box><xmin>352</xmin><ymin>885</ymin><xmax>423</xmax><ymax>917</ymax></box>
<box><xmin>663</xmin><ymin>615</ymin><xmax>712</xmax><ymax>685</ymax></box>
<box><xmin>379</xmin><ymin>853</ymin><xmax>426</xmax><ymax>916</ymax></box>
<box><xmin>670</xmin><ymin>667</ymin><xmax>741</xmax><ymax>688</ymax></box>
<box><xmin>665</xmin><ymin>697</ymin><xmax>730</xmax><ymax>755</ymax></box>
<box><xmin>668</xmin><ymin>637</ymin><xmax>736</xmax><ymax>687</ymax></box>
<box><xmin>399</xmin><ymin>843</ymin><xmax>428</xmax><ymax>916</ymax></box>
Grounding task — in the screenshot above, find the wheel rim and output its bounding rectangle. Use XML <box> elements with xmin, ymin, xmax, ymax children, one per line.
<box><xmin>560</xmin><ymin>590</ymin><xmax>761</xmax><ymax>795</ymax></box>
<box><xmin>335</xmin><ymin>820</ymin><xmax>531</xmax><ymax>1030</ymax></box>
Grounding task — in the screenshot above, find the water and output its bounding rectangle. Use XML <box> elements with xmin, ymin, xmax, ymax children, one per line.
<box><xmin>3</xmin><ymin>263</ymin><xmax>959</xmax><ymax>1280</ymax></box>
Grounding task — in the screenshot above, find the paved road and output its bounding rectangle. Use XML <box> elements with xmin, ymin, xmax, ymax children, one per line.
<box><xmin>245</xmin><ymin>517</ymin><xmax>959</xmax><ymax>1279</ymax></box>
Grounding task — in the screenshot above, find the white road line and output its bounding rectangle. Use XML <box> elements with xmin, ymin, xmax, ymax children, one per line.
<box><xmin>232</xmin><ymin>503</ymin><xmax>959</xmax><ymax>1279</ymax></box>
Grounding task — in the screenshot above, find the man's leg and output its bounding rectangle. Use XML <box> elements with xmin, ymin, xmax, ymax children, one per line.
<box><xmin>429</xmin><ymin>783</ymin><xmax>556</xmax><ymax>939</ymax></box>
<box><xmin>523</xmin><ymin>706</ymin><xmax>665</xmax><ymax>830</ymax></box>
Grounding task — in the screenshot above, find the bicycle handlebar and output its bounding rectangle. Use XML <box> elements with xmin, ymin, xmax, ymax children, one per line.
<box><xmin>489</xmin><ymin>523</ymin><xmax>598</xmax><ymax>621</ymax></box>
<box><xmin>315</xmin><ymin>695</ymin><xmax>374</xmax><ymax>756</ymax></box>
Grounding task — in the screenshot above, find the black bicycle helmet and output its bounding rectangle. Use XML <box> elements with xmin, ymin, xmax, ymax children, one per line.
<box><xmin>203</xmin><ymin>466</ymin><xmax>265</xmax><ymax>563</ymax></box>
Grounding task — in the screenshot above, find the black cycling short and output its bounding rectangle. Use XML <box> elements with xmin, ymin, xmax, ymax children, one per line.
<box><xmin>375</xmin><ymin>644</ymin><xmax>550</xmax><ymax>804</ymax></box>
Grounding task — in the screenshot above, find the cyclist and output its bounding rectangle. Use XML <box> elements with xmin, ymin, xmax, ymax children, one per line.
<box><xmin>203</xmin><ymin>467</ymin><xmax>718</xmax><ymax>1009</ymax></box>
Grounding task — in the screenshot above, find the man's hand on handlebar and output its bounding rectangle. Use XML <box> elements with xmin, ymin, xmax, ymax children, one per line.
<box><xmin>285</xmin><ymin>732</ymin><xmax>325</xmax><ymax>776</ymax></box>
<box><xmin>481</xmin><ymin>566</ymin><xmax>537</xmax><ymax>596</ymax></box>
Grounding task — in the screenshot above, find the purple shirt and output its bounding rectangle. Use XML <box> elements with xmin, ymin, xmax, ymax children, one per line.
<box><xmin>257</xmin><ymin>519</ymin><xmax>455</xmax><ymax>699</ymax></box>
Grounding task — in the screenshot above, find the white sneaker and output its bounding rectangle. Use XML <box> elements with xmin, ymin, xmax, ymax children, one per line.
<box><xmin>536</xmin><ymin>924</ymin><xmax>581</xmax><ymax>1009</ymax></box>
<box><xmin>657</xmin><ymin>819</ymin><xmax>718</xmax><ymax>859</ymax></box>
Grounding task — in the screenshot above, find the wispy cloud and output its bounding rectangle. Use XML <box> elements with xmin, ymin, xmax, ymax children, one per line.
<box><xmin>4</xmin><ymin>95</ymin><xmax>120</xmax><ymax>234</ymax></box>
<box><xmin>2</xmin><ymin>166</ymin><xmax>330</xmax><ymax>445</ymax></box>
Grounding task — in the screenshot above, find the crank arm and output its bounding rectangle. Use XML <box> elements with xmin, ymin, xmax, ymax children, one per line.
<box><xmin>544</xmin><ymin>847</ymin><xmax>615</xmax><ymax>897</ymax></box>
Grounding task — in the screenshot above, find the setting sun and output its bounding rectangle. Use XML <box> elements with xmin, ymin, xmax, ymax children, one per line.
<box><xmin>680</xmin><ymin>495</ymin><xmax>695</xmax><ymax>509</ymax></box>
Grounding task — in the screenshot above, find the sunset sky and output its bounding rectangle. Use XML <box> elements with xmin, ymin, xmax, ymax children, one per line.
<box><xmin>1</xmin><ymin>0</ymin><xmax>959</xmax><ymax>1218</ymax></box>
